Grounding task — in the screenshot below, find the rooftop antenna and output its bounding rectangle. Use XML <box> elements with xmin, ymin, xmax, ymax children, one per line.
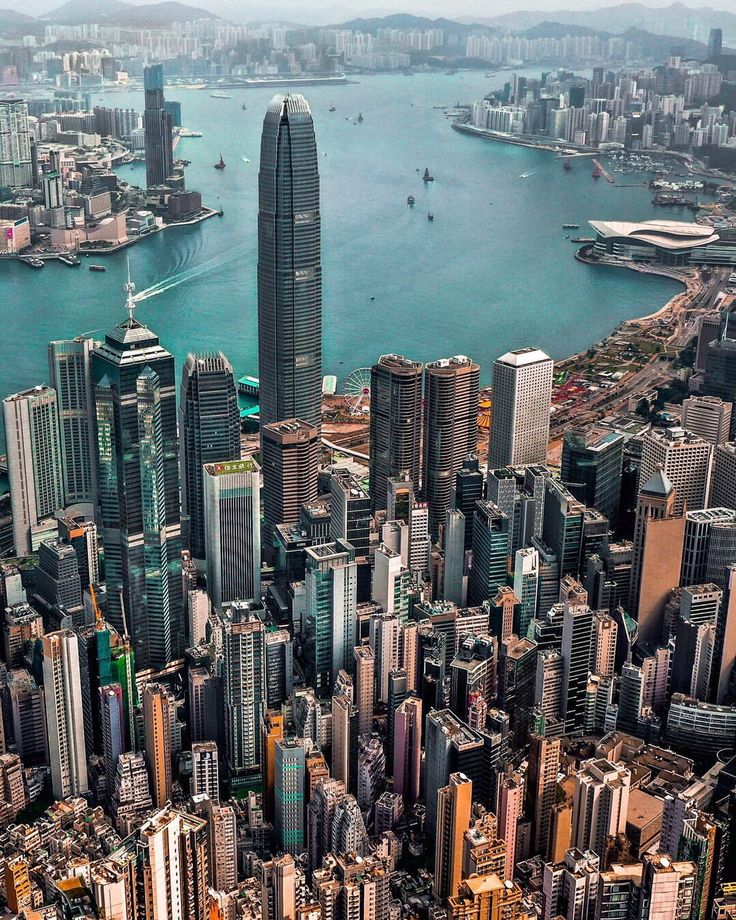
<box><xmin>124</xmin><ymin>255</ymin><xmax>136</xmax><ymax>323</ymax></box>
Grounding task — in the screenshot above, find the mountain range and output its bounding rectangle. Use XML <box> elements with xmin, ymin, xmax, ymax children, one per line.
<box><xmin>0</xmin><ymin>0</ymin><xmax>218</xmax><ymax>28</ymax></box>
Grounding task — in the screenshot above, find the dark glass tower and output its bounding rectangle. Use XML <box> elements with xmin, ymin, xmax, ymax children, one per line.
<box><xmin>143</xmin><ymin>63</ymin><xmax>174</xmax><ymax>189</ymax></box>
<box><xmin>92</xmin><ymin>280</ymin><xmax>183</xmax><ymax>672</ymax></box>
<box><xmin>258</xmin><ymin>94</ymin><xmax>322</xmax><ymax>430</ymax></box>
<box><xmin>179</xmin><ymin>352</ymin><xmax>240</xmax><ymax>560</ymax></box>
<box><xmin>369</xmin><ymin>354</ymin><xmax>423</xmax><ymax>513</ymax></box>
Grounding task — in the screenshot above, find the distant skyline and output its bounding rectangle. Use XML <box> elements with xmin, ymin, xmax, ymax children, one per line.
<box><xmin>8</xmin><ymin>0</ymin><xmax>736</xmax><ymax>25</ymax></box>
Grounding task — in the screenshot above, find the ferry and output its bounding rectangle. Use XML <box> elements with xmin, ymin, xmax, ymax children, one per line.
<box><xmin>571</xmin><ymin>237</ymin><xmax>595</xmax><ymax>243</ymax></box>
<box><xmin>210</xmin><ymin>91</ymin><xmax>231</xmax><ymax>99</ymax></box>
<box><xmin>214</xmin><ymin>154</ymin><xmax>226</xmax><ymax>170</ymax></box>
<box><xmin>178</xmin><ymin>129</ymin><xmax>202</xmax><ymax>138</ymax></box>
<box><xmin>22</xmin><ymin>257</ymin><xmax>44</xmax><ymax>269</ymax></box>
<box><xmin>58</xmin><ymin>253</ymin><xmax>80</xmax><ymax>266</ymax></box>
<box><xmin>562</xmin><ymin>224</ymin><xmax>580</xmax><ymax>229</ymax></box>
<box><xmin>423</xmin><ymin>167</ymin><xmax>434</xmax><ymax>182</ymax></box>
<box><xmin>89</xmin><ymin>264</ymin><xmax>106</xmax><ymax>272</ymax></box>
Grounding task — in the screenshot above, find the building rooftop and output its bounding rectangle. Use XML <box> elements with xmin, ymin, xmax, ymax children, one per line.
<box><xmin>203</xmin><ymin>458</ymin><xmax>259</xmax><ymax>476</ymax></box>
<box><xmin>589</xmin><ymin>219</ymin><xmax>720</xmax><ymax>250</ymax></box>
<box><xmin>640</xmin><ymin>468</ymin><xmax>673</xmax><ymax>497</ymax></box>
<box><xmin>496</xmin><ymin>346</ymin><xmax>552</xmax><ymax>367</ymax></box>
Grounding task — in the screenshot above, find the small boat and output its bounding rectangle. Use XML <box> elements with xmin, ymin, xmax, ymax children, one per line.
<box><xmin>427</xmin><ymin>212</ymin><xmax>434</xmax><ymax>221</ymax></box>
<box><xmin>89</xmin><ymin>264</ymin><xmax>106</xmax><ymax>272</ymax></box>
<box><xmin>329</xmin><ymin>105</ymin><xmax>336</xmax><ymax>112</ymax></box>
<box><xmin>214</xmin><ymin>154</ymin><xmax>226</xmax><ymax>170</ymax></box>
<box><xmin>242</xmin><ymin>104</ymin><xmax>247</xmax><ymax>110</ymax></box>
<box><xmin>357</xmin><ymin>112</ymin><xmax>364</xmax><ymax>123</ymax></box>
<box><xmin>562</xmin><ymin>224</ymin><xmax>579</xmax><ymax>229</ymax></box>
<box><xmin>22</xmin><ymin>257</ymin><xmax>44</xmax><ymax>269</ymax></box>
<box><xmin>563</xmin><ymin>159</ymin><xmax>572</xmax><ymax>171</ymax></box>
<box><xmin>407</xmin><ymin>195</ymin><xmax>415</xmax><ymax>206</ymax></box>
<box><xmin>592</xmin><ymin>164</ymin><xmax>602</xmax><ymax>178</ymax></box>
<box><xmin>59</xmin><ymin>253</ymin><xmax>80</xmax><ymax>266</ymax></box>
<box><xmin>210</xmin><ymin>91</ymin><xmax>231</xmax><ymax>99</ymax></box>
<box><xmin>423</xmin><ymin>167</ymin><xmax>434</xmax><ymax>182</ymax></box>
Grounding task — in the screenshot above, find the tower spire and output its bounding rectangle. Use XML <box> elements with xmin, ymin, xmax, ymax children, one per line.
<box><xmin>124</xmin><ymin>255</ymin><xmax>136</xmax><ymax>324</ymax></box>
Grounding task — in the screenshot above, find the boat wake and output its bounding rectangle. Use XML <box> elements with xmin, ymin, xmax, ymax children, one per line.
<box><xmin>135</xmin><ymin>253</ymin><xmax>233</xmax><ymax>303</ymax></box>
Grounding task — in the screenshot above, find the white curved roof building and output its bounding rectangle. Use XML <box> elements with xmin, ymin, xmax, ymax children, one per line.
<box><xmin>589</xmin><ymin>218</ymin><xmax>736</xmax><ymax>265</ymax></box>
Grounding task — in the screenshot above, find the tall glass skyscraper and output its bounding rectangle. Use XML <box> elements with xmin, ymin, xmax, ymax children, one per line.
<box><xmin>258</xmin><ymin>94</ymin><xmax>322</xmax><ymax>430</ymax></box>
<box><xmin>92</xmin><ymin>283</ymin><xmax>183</xmax><ymax>671</ymax></box>
<box><xmin>179</xmin><ymin>352</ymin><xmax>240</xmax><ymax>560</ymax></box>
<box><xmin>143</xmin><ymin>64</ymin><xmax>174</xmax><ymax>189</ymax></box>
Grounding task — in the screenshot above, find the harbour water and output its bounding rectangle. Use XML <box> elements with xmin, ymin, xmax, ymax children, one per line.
<box><xmin>1</xmin><ymin>71</ymin><xmax>681</xmax><ymax>417</ymax></box>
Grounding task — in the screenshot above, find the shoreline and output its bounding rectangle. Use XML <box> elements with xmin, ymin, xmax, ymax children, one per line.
<box><xmin>557</xmin><ymin>249</ymin><xmax>695</xmax><ymax>371</ymax></box>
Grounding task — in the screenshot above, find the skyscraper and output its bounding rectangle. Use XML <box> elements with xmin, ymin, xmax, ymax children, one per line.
<box><xmin>369</xmin><ymin>354</ymin><xmax>423</xmax><ymax>511</ymax></box>
<box><xmin>92</xmin><ymin>286</ymin><xmax>183</xmax><ymax>671</ymax></box>
<box><xmin>468</xmin><ymin>501</ymin><xmax>510</xmax><ymax>606</ymax></box>
<box><xmin>489</xmin><ymin>347</ymin><xmax>553</xmax><ymax>469</ymax></box>
<box><xmin>100</xmin><ymin>684</ymin><xmax>125</xmax><ymax>798</ymax></box>
<box><xmin>561</xmin><ymin>426</ymin><xmax>624</xmax><ymax>522</ymax></box>
<box><xmin>258</xmin><ymin>94</ymin><xmax>322</xmax><ymax>430</ymax></box>
<box><xmin>143</xmin><ymin>63</ymin><xmax>174</xmax><ymax>188</ymax></box>
<box><xmin>179</xmin><ymin>352</ymin><xmax>240</xmax><ymax>560</ymax></box>
<box><xmin>571</xmin><ymin>758</ymin><xmax>630</xmax><ymax>856</ymax></box>
<box><xmin>42</xmin><ymin>630</ymin><xmax>88</xmax><ymax>800</ymax></box>
<box><xmin>0</xmin><ymin>100</ymin><xmax>32</xmax><ymax>188</ymax></box>
<box><xmin>191</xmin><ymin>741</ymin><xmax>219</xmax><ymax>800</ymax></box>
<box><xmin>708</xmin><ymin>28</ymin><xmax>723</xmax><ymax>58</ymax></box>
<box><xmin>48</xmin><ymin>336</ymin><xmax>97</xmax><ymax>511</ymax></box>
<box><xmin>423</xmin><ymin>356</ymin><xmax>480</xmax><ymax>534</ymax></box>
<box><xmin>137</xmin><ymin>807</ymin><xmax>209</xmax><ymax>920</ymax></box>
<box><xmin>142</xmin><ymin>683</ymin><xmax>173</xmax><ymax>808</ymax></box>
<box><xmin>275</xmin><ymin>738</ymin><xmax>306</xmax><ymax>854</ymax></box>
<box><xmin>711</xmin><ymin>441</ymin><xmax>736</xmax><ymax>509</ymax></box>
<box><xmin>434</xmin><ymin>773</ymin><xmax>473</xmax><ymax>901</ymax></box>
<box><xmin>681</xmin><ymin>395</ymin><xmax>732</xmax><ymax>446</ymax></box>
<box><xmin>3</xmin><ymin>385</ymin><xmax>65</xmax><ymax>555</ymax></box>
<box><xmin>639</xmin><ymin>426</ymin><xmax>712</xmax><ymax>516</ymax></box>
<box><xmin>223</xmin><ymin>602</ymin><xmax>267</xmax><ymax>782</ymax></box>
<box><xmin>630</xmin><ymin>469</ymin><xmax>685</xmax><ymax>640</ymax></box>
<box><xmin>261</xmin><ymin>419</ymin><xmax>319</xmax><ymax>545</ymax></box>
<box><xmin>203</xmin><ymin>459</ymin><xmax>261</xmax><ymax>609</ymax></box>
<box><xmin>304</xmin><ymin>541</ymin><xmax>357</xmax><ymax>697</ymax></box>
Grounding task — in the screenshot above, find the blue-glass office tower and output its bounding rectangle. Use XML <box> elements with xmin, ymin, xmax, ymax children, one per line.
<box><xmin>92</xmin><ymin>287</ymin><xmax>183</xmax><ymax>672</ymax></box>
<box><xmin>258</xmin><ymin>94</ymin><xmax>322</xmax><ymax>430</ymax></box>
<box><xmin>143</xmin><ymin>64</ymin><xmax>174</xmax><ymax>189</ymax></box>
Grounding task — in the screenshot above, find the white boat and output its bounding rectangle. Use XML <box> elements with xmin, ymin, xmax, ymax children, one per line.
<box><xmin>210</xmin><ymin>92</ymin><xmax>231</xmax><ymax>99</ymax></box>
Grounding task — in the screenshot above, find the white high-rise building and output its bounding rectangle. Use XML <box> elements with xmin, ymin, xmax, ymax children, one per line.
<box><xmin>0</xmin><ymin>100</ymin><xmax>33</xmax><ymax>188</ymax></box>
<box><xmin>191</xmin><ymin>741</ymin><xmax>219</xmax><ymax>801</ymax></box>
<box><xmin>42</xmin><ymin>630</ymin><xmax>88</xmax><ymax>800</ymax></box>
<box><xmin>639</xmin><ymin>426</ymin><xmax>713</xmax><ymax>515</ymax></box>
<box><xmin>373</xmin><ymin>543</ymin><xmax>410</xmax><ymax>622</ymax></box>
<box><xmin>203</xmin><ymin>459</ymin><xmax>261</xmax><ymax>609</ymax></box>
<box><xmin>572</xmin><ymin>758</ymin><xmax>630</xmax><ymax>856</ymax></box>
<box><xmin>137</xmin><ymin>807</ymin><xmax>209</xmax><ymax>920</ymax></box>
<box><xmin>4</xmin><ymin>385</ymin><xmax>65</xmax><ymax>555</ymax></box>
<box><xmin>489</xmin><ymin>347</ymin><xmax>554</xmax><ymax>468</ymax></box>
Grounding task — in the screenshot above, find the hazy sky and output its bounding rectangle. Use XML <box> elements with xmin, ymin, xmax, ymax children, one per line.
<box><xmin>11</xmin><ymin>0</ymin><xmax>736</xmax><ymax>24</ymax></box>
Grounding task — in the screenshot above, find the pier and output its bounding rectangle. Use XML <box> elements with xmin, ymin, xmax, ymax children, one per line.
<box><xmin>592</xmin><ymin>158</ymin><xmax>615</xmax><ymax>183</ymax></box>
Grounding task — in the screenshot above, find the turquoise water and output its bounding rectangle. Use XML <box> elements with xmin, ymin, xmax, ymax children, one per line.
<box><xmin>1</xmin><ymin>71</ymin><xmax>680</xmax><ymax>422</ymax></box>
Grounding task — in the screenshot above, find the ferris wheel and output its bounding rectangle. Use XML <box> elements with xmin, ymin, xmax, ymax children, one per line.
<box><xmin>343</xmin><ymin>367</ymin><xmax>372</xmax><ymax>414</ymax></box>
